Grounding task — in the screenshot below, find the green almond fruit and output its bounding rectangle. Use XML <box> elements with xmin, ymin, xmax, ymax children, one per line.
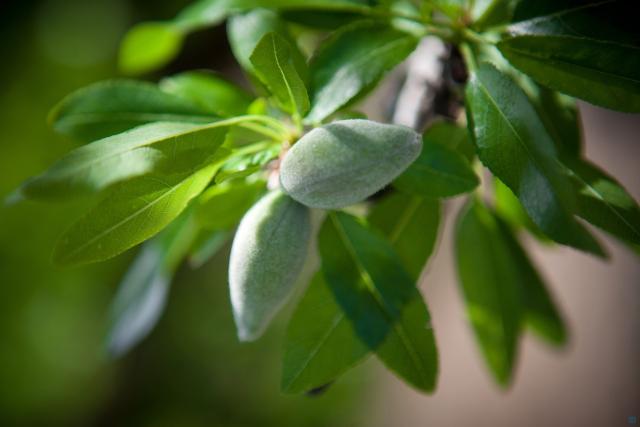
<box><xmin>280</xmin><ymin>119</ymin><xmax>422</xmax><ymax>209</ymax></box>
<box><xmin>229</xmin><ymin>190</ymin><xmax>311</xmax><ymax>341</ymax></box>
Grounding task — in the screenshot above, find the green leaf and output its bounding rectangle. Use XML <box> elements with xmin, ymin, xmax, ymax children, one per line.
<box><xmin>118</xmin><ymin>23</ymin><xmax>184</xmax><ymax>75</ymax></box>
<box><xmin>215</xmin><ymin>143</ymin><xmax>280</xmax><ymax>183</ymax></box>
<box><xmin>394</xmin><ymin>125</ymin><xmax>479</xmax><ymax>199</ymax></box>
<box><xmin>498</xmin><ymin>1</ymin><xmax>640</xmax><ymax>112</ymax></box>
<box><xmin>180</xmin><ymin>0</ymin><xmax>371</xmax><ymax>33</ymax></box>
<box><xmin>319</xmin><ymin>212</ymin><xmax>438</xmax><ymax>392</ymax></box>
<box><xmin>424</xmin><ymin>121</ymin><xmax>476</xmax><ymax>162</ymax></box>
<box><xmin>282</xmin><ymin>272</ymin><xmax>369</xmax><ymax>394</ymax></box>
<box><xmin>227</xmin><ymin>8</ymin><xmax>307</xmax><ymax>81</ymax></box>
<box><xmin>495</xmin><ymin>217</ymin><xmax>567</xmax><ymax>347</ymax></box>
<box><xmin>106</xmin><ymin>210</ymin><xmax>198</xmax><ymax>356</ymax></box>
<box><xmin>369</xmin><ymin>193</ymin><xmax>440</xmax><ymax>280</ymax></box>
<box><xmin>21</xmin><ymin>122</ymin><xmax>228</xmax><ymax>200</ymax></box>
<box><xmin>159</xmin><ymin>71</ymin><xmax>254</xmax><ymax>117</ymax></box>
<box><xmin>454</xmin><ymin>199</ymin><xmax>523</xmax><ymax>386</ymax></box>
<box><xmin>249</xmin><ymin>32</ymin><xmax>310</xmax><ymax>117</ymax></box>
<box><xmin>173</xmin><ymin>0</ymin><xmax>238</xmax><ymax>31</ymax></box>
<box><xmin>471</xmin><ymin>0</ymin><xmax>519</xmax><ymax>30</ymax></box>
<box><xmin>494</xmin><ymin>178</ymin><xmax>547</xmax><ymax>241</ymax></box>
<box><xmin>54</xmin><ymin>164</ymin><xmax>218</xmax><ymax>266</ymax></box>
<box><xmin>465</xmin><ymin>62</ymin><xmax>604</xmax><ymax>256</ymax></box>
<box><xmin>475</xmin><ymin>43</ymin><xmax>582</xmax><ymax>159</ymax></box>
<box><xmin>118</xmin><ymin>0</ymin><xmax>370</xmax><ymax>75</ymax></box>
<box><xmin>49</xmin><ymin>80</ymin><xmax>214</xmax><ymax>142</ymax></box>
<box><xmin>305</xmin><ymin>21</ymin><xmax>418</xmax><ymax>123</ymax></box>
<box><xmin>195</xmin><ymin>179</ymin><xmax>265</xmax><ymax>230</ymax></box>
<box><xmin>565</xmin><ymin>159</ymin><xmax>640</xmax><ymax>246</ymax></box>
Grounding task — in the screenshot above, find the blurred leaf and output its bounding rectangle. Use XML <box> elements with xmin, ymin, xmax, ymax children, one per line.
<box><xmin>471</xmin><ymin>0</ymin><xmax>519</xmax><ymax>30</ymax></box>
<box><xmin>565</xmin><ymin>159</ymin><xmax>640</xmax><ymax>246</ymax></box>
<box><xmin>369</xmin><ymin>193</ymin><xmax>440</xmax><ymax>280</ymax></box>
<box><xmin>394</xmin><ymin>126</ymin><xmax>479</xmax><ymax>199</ymax></box>
<box><xmin>281</xmin><ymin>9</ymin><xmax>360</xmax><ymax>29</ymax></box>
<box><xmin>425</xmin><ymin>0</ymin><xmax>466</xmax><ymax>20</ymax></box>
<box><xmin>179</xmin><ymin>0</ymin><xmax>371</xmax><ymax>32</ymax></box>
<box><xmin>21</xmin><ymin>122</ymin><xmax>228</xmax><ymax>201</ymax></box>
<box><xmin>188</xmin><ymin>229</ymin><xmax>230</xmax><ymax>268</ymax></box>
<box><xmin>305</xmin><ymin>22</ymin><xmax>417</xmax><ymax>123</ymax></box>
<box><xmin>496</xmin><ymin>217</ymin><xmax>568</xmax><ymax>347</ymax></box>
<box><xmin>228</xmin><ymin>8</ymin><xmax>307</xmax><ymax>81</ymax></box>
<box><xmin>282</xmin><ymin>272</ymin><xmax>369</xmax><ymax>394</ymax></box>
<box><xmin>195</xmin><ymin>179</ymin><xmax>265</xmax><ymax>230</ymax></box>
<box><xmin>49</xmin><ymin>80</ymin><xmax>214</xmax><ymax>142</ymax></box>
<box><xmin>118</xmin><ymin>23</ymin><xmax>184</xmax><ymax>75</ymax></box>
<box><xmin>455</xmin><ymin>199</ymin><xmax>523</xmax><ymax>386</ymax></box>
<box><xmin>106</xmin><ymin>210</ymin><xmax>198</xmax><ymax>356</ymax></box>
<box><xmin>250</xmin><ymin>32</ymin><xmax>310</xmax><ymax>117</ymax></box>
<box><xmin>54</xmin><ymin>164</ymin><xmax>218</xmax><ymax>266</ymax></box>
<box><xmin>465</xmin><ymin>62</ymin><xmax>604</xmax><ymax>256</ymax></box>
<box><xmin>118</xmin><ymin>0</ymin><xmax>370</xmax><ymax>75</ymax></box>
<box><xmin>319</xmin><ymin>212</ymin><xmax>438</xmax><ymax>392</ymax></box>
<box><xmin>498</xmin><ymin>1</ymin><xmax>640</xmax><ymax>112</ymax></box>
<box><xmin>215</xmin><ymin>143</ymin><xmax>280</xmax><ymax>183</ymax></box>
<box><xmin>159</xmin><ymin>71</ymin><xmax>254</xmax><ymax>117</ymax></box>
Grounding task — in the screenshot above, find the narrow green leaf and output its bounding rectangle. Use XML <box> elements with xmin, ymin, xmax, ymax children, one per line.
<box><xmin>498</xmin><ymin>1</ymin><xmax>640</xmax><ymax>112</ymax></box>
<box><xmin>195</xmin><ymin>179</ymin><xmax>265</xmax><ymax>230</ymax></box>
<box><xmin>159</xmin><ymin>71</ymin><xmax>254</xmax><ymax>117</ymax></box>
<box><xmin>319</xmin><ymin>212</ymin><xmax>438</xmax><ymax>392</ymax></box>
<box><xmin>369</xmin><ymin>193</ymin><xmax>440</xmax><ymax>280</ymax></box>
<box><xmin>565</xmin><ymin>159</ymin><xmax>640</xmax><ymax>246</ymax></box>
<box><xmin>306</xmin><ymin>22</ymin><xmax>417</xmax><ymax>123</ymax></box>
<box><xmin>495</xmin><ymin>218</ymin><xmax>567</xmax><ymax>347</ymax></box>
<box><xmin>227</xmin><ymin>8</ymin><xmax>307</xmax><ymax>81</ymax></box>
<box><xmin>494</xmin><ymin>178</ymin><xmax>547</xmax><ymax>241</ymax></box>
<box><xmin>54</xmin><ymin>164</ymin><xmax>218</xmax><ymax>266</ymax></box>
<box><xmin>180</xmin><ymin>0</ymin><xmax>371</xmax><ymax>33</ymax></box>
<box><xmin>118</xmin><ymin>23</ymin><xmax>184</xmax><ymax>75</ymax></box>
<box><xmin>455</xmin><ymin>199</ymin><xmax>523</xmax><ymax>386</ymax></box>
<box><xmin>471</xmin><ymin>0</ymin><xmax>519</xmax><ymax>30</ymax></box>
<box><xmin>474</xmin><ymin>43</ymin><xmax>582</xmax><ymax>159</ymax></box>
<box><xmin>282</xmin><ymin>272</ymin><xmax>369</xmax><ymax>394</ymax></box>
<box><xmin>249</xmin><ymin>32</ymin><xmax>310</xmax><ymax>117</ymax></box>
<box><xmin>118</xmin><ymin>0</ymin><xmax>369</xmax><ymax>75</ymax></box>
<box><xmin>106</xmin><ymin>210</ymin><xmax>198</xmax><ymax>356</ymax></box>
<box><xmin>49</xmin><ymin>80</ymin><xmax>214</xmax><ymax>142</ymax></box>
<box><xmin>465</xmin><ymin>62</ymin><xmax>604</xmax><ymax>256</ymax></box>
<box><xmin>394</xmin><ymin>125</ymin><xmax>479</xmax><ymax>199</ymax></box>
<box><xmin>21</xmin><ymin>122</ymin><xmax>228</xmax><ymax>200</ymax></box>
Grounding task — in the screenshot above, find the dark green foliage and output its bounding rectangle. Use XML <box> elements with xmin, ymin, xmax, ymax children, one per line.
<box><xmin>16</xmin><ymin>0</ymin><xmax>640</xmax><ymax>396</ymax></box>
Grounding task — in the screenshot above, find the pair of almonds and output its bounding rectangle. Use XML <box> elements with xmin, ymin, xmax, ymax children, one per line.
<box><xmin>230</xmin><ymin>119</ymin><xmax>421</xmax><ymax>341</ymax></box>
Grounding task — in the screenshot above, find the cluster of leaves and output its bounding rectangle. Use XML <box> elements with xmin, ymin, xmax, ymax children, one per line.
<box><xmin>14</xmin><ymin>0</ymin><xmax>640</xmax><ymax>394</ymax></box>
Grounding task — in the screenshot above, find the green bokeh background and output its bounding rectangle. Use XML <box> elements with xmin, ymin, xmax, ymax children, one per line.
<box><xmin>0</xmin><ymin>1</ymin><xmax>368</xmax><ymax>425</ymax></box>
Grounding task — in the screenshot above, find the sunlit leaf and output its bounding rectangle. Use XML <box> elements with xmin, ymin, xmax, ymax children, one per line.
<box><xmin>305</xmin><ymin>22</ymin><xmax>417</xmax><ymax>123</ymax></box>
<box><xmin>49</xmin><ymin>80</ymin><xmax>214</xmax><ymax>142</ymax></box>
<box><xmin>21</xmin><ymin>122</ymin><xmax>227</xmax><ymax>200</ymax></box>
<box><xmin>54</xmin><ymin>164</ymin><xmax>218</xmax><ymax>265</ymax></box>
<box><xmin>159</xmin><ymin>71</ymin><xmax>254</xmax><ymax>117</ymax></box>
<box><xmin>250</xmin><ymin>32</ymin><xmax>310</xmax><ymax>117</ymax></box>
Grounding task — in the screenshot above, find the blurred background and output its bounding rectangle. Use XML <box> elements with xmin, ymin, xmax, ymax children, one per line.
<box><xmin>0</xmin><ymin>1</ymin><xmax>638</xmax><ymax>426</ymax></box>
